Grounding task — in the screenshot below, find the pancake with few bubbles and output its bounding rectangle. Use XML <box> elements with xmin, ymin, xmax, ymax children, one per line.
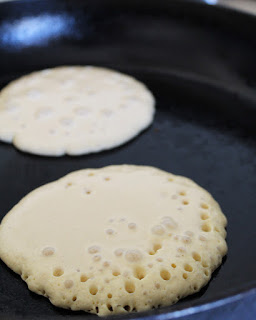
<box><xmin>0</xmin><ymin>66</ymin><xmax>155</xmax><ymax>156</ymax></box>
<box><xmin>0</xmin><ymin>165</ymin><xmax>227</xmax><ymax>316</ymax></box>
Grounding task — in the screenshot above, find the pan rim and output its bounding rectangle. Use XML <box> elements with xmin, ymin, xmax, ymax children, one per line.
<box><xmin>0</xmin><ymin>0</ymin><xmax>256</xmax><ymax>18</ymax></box>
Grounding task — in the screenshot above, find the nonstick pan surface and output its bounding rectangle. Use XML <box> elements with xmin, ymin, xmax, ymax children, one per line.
<box><xmin>0</xmin><ymin>0</ymin><xmax>256</xmax><ymax>319</ymax></box>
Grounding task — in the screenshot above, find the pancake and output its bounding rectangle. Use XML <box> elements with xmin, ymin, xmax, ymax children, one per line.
<box><xmin>0</xmin><ymin>66</ymin><xmax>155</xmax><ymax>156</ymax></box>
<box><xmin>0</xmin><ymin>165</ymin><xmax>227</xmax><ymax>316</ymax></box>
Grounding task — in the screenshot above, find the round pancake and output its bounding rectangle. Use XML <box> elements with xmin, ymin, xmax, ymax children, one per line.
<box><xmin>0</xmin><ymin>66</ymin><xmax>155</xmax><ymax>156</ymax></box>
<box><xmin>0</xmin><ymin>165</ymin><xmax>227</xmax><ymax>316</ymax></box>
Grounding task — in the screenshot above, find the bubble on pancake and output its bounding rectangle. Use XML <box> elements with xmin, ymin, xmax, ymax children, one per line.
<box><xmin>88</xmin><ymin>246</ymin><xmax>101</xmax><ymax>254</ymax></box>
<box><xmin>125</xmin><ymin>250</ymin><xmax>143</xmax><ymax>263</ymax></box>
<box><xmin>42</xmin><ymin>247</ymin><xmax>55</xmax><ymax>256</ymax></box>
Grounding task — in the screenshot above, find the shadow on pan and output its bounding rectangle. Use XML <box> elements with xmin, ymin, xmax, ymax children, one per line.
<box><xmin>0</xmin><ymin>0</ymin><xmax>256</xmax><ymax>319</ymax></box>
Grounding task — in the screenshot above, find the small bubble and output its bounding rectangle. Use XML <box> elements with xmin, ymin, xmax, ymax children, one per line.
<box><xmin>201</xmin><ymin>203</ymin><xmax>209</xmax><ymax>210</ymax></box>
<box><xmin>103</xmin><ymin>261</ymin><xmax>110</xmax><ymax>267</ymax></box>
<box><xmin>151</xmin><ymin>225</ymin><xmax>165</xmax><ymax>236</ymax></box>
<box><xmin>64</xmin><ymin>280</ymin><xmax>74</xmax><ymax>289</ymax></box>
<box><xmin>105</xmin><ymin>229</ymin><xmax>115</xmax><ymax>235</ymax></box>
<box><xmin>42</xmin><ymin>247</ymin><xmax>55</xmax><ymax>256</ymax></box>
<box><xmin>185</xmin><ymin>231</ymin><xmax>194</xmax><ymax>237</ymax></box>
<box><xmin>88</xmin><ymin>172</ymin><xmax>94</xmax><ymax>177</ymax></box>
<box><xmin>128</xmin><ymin>223</ymin><xmax>136</xmax><ymax>230</ymax></box>
<box><xmin>112</xmin><ymin>270</ymin><xmax>120</xmax><ymax>277</ymax></box>
<box><xmin>65</xmin><ymin>182</ymin><xmax>73</xmax><ymax>189</ymax></box>
<box><xmin>162</xmin><ymin>217</ymin><xmax>177</xmax><ymax>229</ymax></box>
<box><xmin>53</xmin><ymin>268</ymin><xmax>64</xmax><ymax>277</ymax></box>
<box><xmin>171</xmin><ymin>195</ymin><xmax>178</xmax><ymax>200</ymax></box>
<box><xmin>199</xmin><ymin>235</ymin><xmax>207</xmax><ymax>241</ymax></box>
<box><xmin>80</xmin><ymin>274</ymin><xmax>88</xmax><ymax>282</ymax></box>
<box><xmin>93</xmin><ymin>255</ymin><xmax>101</xmax><ymax>262</ymax></box>
<box><xmin>125</xmin><ymin>250</ymin><xmax>143</xmax><ymax>263</ymax></box>
<box><xmin>182</xmin><ymin>236</ymin><xmax>192</xmax><ymax>244</ymax></box>
<box><xmin>155</xmin><ymin>283</ymin><xmax>160</xmax><ymax>289</ymax></box>
<box><xmin>88</xmin><ymin>246</ymin><xmax>101</xmax><ymax>254</ymax></box>
<box><xmin>177</xmin><ymin>247</ymin><xmax>186</xmax><ymax>253</ymax></box>
<box><xmin>114</xmin><ymin>249</ymin><xmax>124</xmax><ymax>257</ymax></box>
<box><xmin>123</xmin><ymin>271</ymin><xmax>130</xmax><ymax>277</ymax></box>
<box><xmin>84</xmin><ymin>188</ymin><xmax>91</xmax><ymax>195</ymax></box>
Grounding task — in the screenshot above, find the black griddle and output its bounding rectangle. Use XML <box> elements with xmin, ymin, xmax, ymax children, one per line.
<box><xmin>0</xmin><ymin>0</ymin><xmax>256</xmax><ymax>319</ymax></box>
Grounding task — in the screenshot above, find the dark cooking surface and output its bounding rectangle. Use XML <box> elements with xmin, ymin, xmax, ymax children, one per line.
<box><xmin>0</xmin><ymin>0</ymin><xmax>256</xmax><ymax>319</ymax></box>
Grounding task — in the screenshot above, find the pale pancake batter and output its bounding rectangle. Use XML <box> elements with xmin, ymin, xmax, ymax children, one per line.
<box><xmin>0</xmin><ymin>165</ymin><xmax>227</xmax><ymax>316</ymax></box>
<box><xmin>0</xmin><ymin>67</ymin><xmax>155</xmax><ymax>156</ymax></box>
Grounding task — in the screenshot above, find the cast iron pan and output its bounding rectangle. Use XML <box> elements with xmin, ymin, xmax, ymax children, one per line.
<box><xmin>0</xmin><ymin>0</ymin><xmax>256</xmax><ymax>319</ymax></box>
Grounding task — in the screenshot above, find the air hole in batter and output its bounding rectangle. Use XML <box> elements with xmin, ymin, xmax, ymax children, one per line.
<box><xmin>134</xmin><ymin>266</ymin><xmax>146</xmax><ymax>280</ymax></box>
<box><xmin>125</xmin><ymin>281</ymin><xmax>135</xmax><ymax>293</ymax></box>
<box><xmin>89</xmin><ymin>285</ymin><xmax>98</xmax><ymax>295</ymax></box>
<box><xmin>53</xmin><ymin>268</ymin><xmax>64</xmax><ymax>277</ymax></box>
<box><xmin>160</xmin><ymin>269</ymin><xmax>171</xmax><ymax>280</ymax></box>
